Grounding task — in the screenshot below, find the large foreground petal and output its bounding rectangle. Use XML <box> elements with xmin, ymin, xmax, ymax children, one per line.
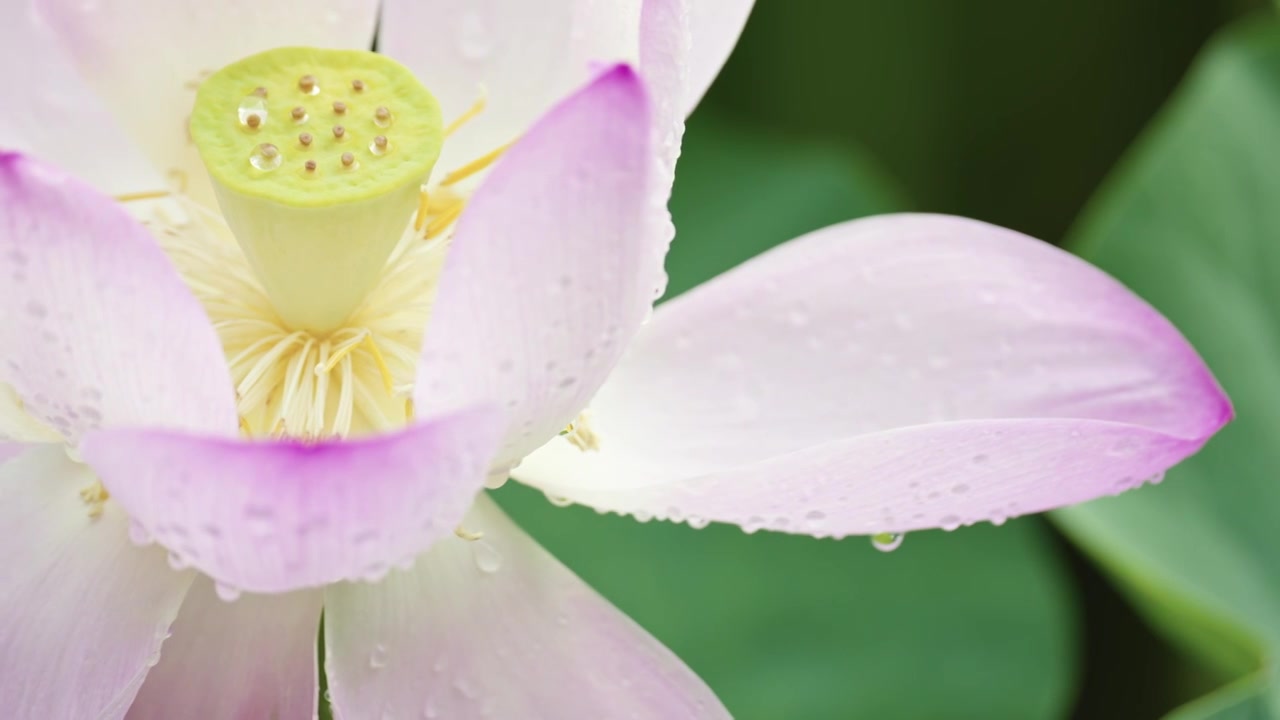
<box><xmin>79</xmin><ymin>406</ymin><xmax>503</xmax><ymax>593</ymax></box>
<box><xmin>415</xmin><ymin>66</ymin><xmax>662</xmax><ymax>470</ymax></box>
<box><xmin>128</xmin><ymin>579</ymin><xmax>323</xmax><ymax>720</ymax></box>
<box><xmin>0</xmin><ymin>153</ymin><xmax>236</xmax><ymax>443</ymax></box>
<box><xmin>0</xmin><ymin>446</ymin><xmax>193</xmax><ymax>719</ymax></box>
<box><xmin>0</xmin><ymin>4</ymin><xmax>161</xmax><ymax>196</ymax></box>
<box><xmin>324</xmin><ymin>494</ymin><xmax>728</xmax><ymax>719</ymax></box>
<box><xmin>38</xmin><ymin>0</ymin><xmax>380</xmax><ymax>207</ymax></box>
<box><xmin>514</xmin><ymin>214</ymin><xmax>1231</xmax><ymax>535</ymax></box>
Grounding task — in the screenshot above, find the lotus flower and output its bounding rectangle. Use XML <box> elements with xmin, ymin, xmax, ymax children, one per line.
<box><xmin>0</xmin><ymin>0</ymin><xmax>1230</xmax><ymax>718</ymax></box>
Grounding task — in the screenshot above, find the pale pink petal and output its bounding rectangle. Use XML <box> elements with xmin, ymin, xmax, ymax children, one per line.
<box><xmin>0</xmin><ymin>5</ymin><xmax>162</xmax><ymax>196</ymax></box>
<box><xmin>323</xmin><ymin>494</ymin><xmax>728</xmax><ymax>719</ymax></box>
<box><xmin>0</xmin><ymin>446</ymin><xmax>193</xmax><ymax>719</ymax></box>
<box><xmin>513</xmin><ymin>214</ymin><xmax>1231</xmax><ymax>535</ymax></box>
<box><xmin>380</xmin><ymin>0</ymin><xmax>646</xmax><ymax>173</ymax></box>
<box><xmin>684</xmin><ymin>0</ymin><xmax>755</xmax><ymax>114</ymax></box>
<box><xmin>640</xmin><ymin>0</ymin><xmax>691</xmax><ymax>176</ymax></box>
<box><xmin>38</xmin><ymin>0</ymin><xmax>379</xmax><ymax>207</ymax></box>
<box><xmin>0</xmin><ymin>153</ymin><xmax>236</xmax><ymax>443</ymax></box>
<box><xmin>79</xmin><ymin>406</ymin><xmax>504</xmax><ymax>594</ymax></box>
<box><xmin>128</xmin><ymin>579</ymin><xmax>323</xmax><ymax>720</ymax></box>
<box><xmin>0</xmin><ymin>442</ymin><xmax>23</xmax><ymax>465</ymax></box>
<box><xmin>414</xmin><ymin>66</ymin><xmax>662</xmax><ymax>470</ymax></box>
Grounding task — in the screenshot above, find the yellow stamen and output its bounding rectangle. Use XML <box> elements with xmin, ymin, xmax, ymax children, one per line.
<box><xmin>414</xmin><ymin>188</ymin><xmax>431</xmax><ymax>232</ymax></box>
<box><xmin>319</xmin><ymin>333</ymin><xmax>366</xmax><ymax>375</ymax></box>
<box><xmin>79</xmin><ymin>481</ymin><xmax>110</xmax><ymax>518</ymax></box>
<box><xmin>425</xmin><ymin>199</ymin><xmax>466</xmax><ymax>239</ymax></box>
<box><xmin>444</xmin><ymin>95</ymin><xmax>487</xmax><ymax>138</ymax></box>
<box><xmin>405</xmin><ymin>398</ymin><xmax>415</xmax><ymax>422</ymax></box>
<box><xmin>238</xmin><ymin>415</ymin><xmax>253</xmax><ymax>435</ymax></box>
<box><xmin>455</xmin><ymin>526</ymin><xmax>484</xmax><ymax>541</ymax></box>
<box><xmin>440</xmin><ymin>142</ymin><xmax>513</xmax><ymax>187</ymax></box>
<box><xmin>362</xmin><ymin>334</ymin><xmax>396</xmax><ymax>395</ymax></box>
<box><xmin>114</xmin><ymin>190</ymin><xmax>172</xmax><ymax>203</ymax></box>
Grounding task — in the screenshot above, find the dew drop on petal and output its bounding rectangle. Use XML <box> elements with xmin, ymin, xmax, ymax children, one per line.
<box><xmin>871</xmin><ymin>532</ymin><xmax>904</xmax><ymax>552</ymax></box>
<box><xmin>128</xmin><ymin>519</ymin><xmax>153</xmax><ymax>546</ymax></box>
<box><xmin>472</xmin><ymin>540</ymin><xmax>502</xmax><ymax>574</ymax></box>
<box><xmin>214</xmin><ymin>582</ymin><xmax>242</xmax><ymax>602</ymax></box>
<box><xmin>369</xmin><ymin>643</ymin><xmax>388</xmax><ymax>670</ymax></box>
<box><xmin>544</xmin><ymin>493</ymin><xmax>572</xmax><ymax>507</ymax></box>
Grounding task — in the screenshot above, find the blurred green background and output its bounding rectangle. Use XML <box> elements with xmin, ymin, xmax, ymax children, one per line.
<box><xmin>494</xmin><ymin>1</ymin><xmax>1280</xmax><ymax>718</ymax></box>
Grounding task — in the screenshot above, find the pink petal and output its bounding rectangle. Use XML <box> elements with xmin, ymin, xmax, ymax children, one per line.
<box><xmin>38</xmin><ymin>0</ymin><xmax>379</xmax><ymax>207</ymax></box>
<box><xmin>0</xmin><ymin>441</ymin><xmax>23</xmax><ymax>465</ymax></box>
<box><xmin>0</xmin><ymin>5</ymin><xmax>162</xmax><ymax>196</ymax></box>
<box><xmin>0</xmin><ymin>153</ymin><xmax>237</xmax><ymax>443</ymax></box>
<box><xmin>0</xmin><ymin>446</ymin><xmax>193</xmax><ymax>719</ymax></box>
<box><xmin>414</xmin><ymin>66</ymin><xmax>663</xmax><ymax>470</ymax></box>
<box><xmin>323</xmin><ymin>495</ymin><xmax>729</xmax><ymax>719</ymax></box>
<box><xmin>127</xmin><ymin>579</ymin><xmax>323</xmax><ymax>720</ymax></box>
<box><xmin>684</xmin><ymin>0</ymin><xmax>755</xmax><ymax>114</ymax></box>
<box><xmin>640</xmin><ymin>0</ymin><xmax>691</xmax><ymax>176</ymax></box>
<box><xmin>513</xmin><ymin>214</ymin><xmax>1231</xmax><ymax>535</ymax></box>
<box><xmin>79</xmin><ymin>406</ymin><xmax>504</xmax><ymax>593</ymax></box>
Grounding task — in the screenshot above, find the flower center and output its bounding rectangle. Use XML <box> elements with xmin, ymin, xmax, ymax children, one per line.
<box><xmin>147</xmin><ymin>47</ymin><xmax>508</xmax><ymax>441</ymax></box>
<box><xmin>189</xmin><ymin>47</ymin><xmax>444</xmax><ymax>333</ymax></box>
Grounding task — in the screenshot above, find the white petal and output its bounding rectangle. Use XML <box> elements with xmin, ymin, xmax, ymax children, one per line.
<box><xmin>323</xmin><ymin>495</ymin><xmax>728</xmax><ymax>719</ymax></box>
<box><xmin>0</xmin><ymin>446</ymin><xmax>193</xmax><ymax>719</ymax></box>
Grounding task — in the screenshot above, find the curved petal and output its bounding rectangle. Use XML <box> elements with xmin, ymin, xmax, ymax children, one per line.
<box><xmin>0</xmin><ymin>446</ymin><xmax>194</xmax><ymax>719</ymax></box>
<box><xmin>0</xmin><ymin>4</ymin><xmax>162</xmax><ymax>196</ymax></box>
<box><xmin>684</xmin><ymin>0</ymin><xmax>755</xmax><ymax>114</ymax></box>
<box><xmin>513</xmin><ymin>214</ymin><xmax>1232</xmax><ymax>535</ymax></box>
<box><xmin>414</xmin><ymin>65</ymin><xmax>662</xmax><ymax>470</ymax></box>
<box><xmin>38</xmin><ymin>0</ymin><xmax>380</xmax><ymax>207</ymax></box>
<box><xmin>379</xmin><ymin>0</ymin><xmax>644</xmax><ymax>173</ymax></box>
<box><xmin>0</xmin><ymin>153</ymin><xmax>237</xmax><ymax>443</ymax></box>
<box><xmin>640</xmin><ymin>0</ymin><xmax>691</xmax><ymax>176</ymax></box>
<box><xmin>127</xmin><ymin>578</ymin><xmax>323</xmax><ymax>720</ymax></box>
<box><xmin>79</xmin><ymin>406</ymin><xmax>504</xmax><ymax>594</ymax></box>
<box><xmin>323</xmin><ymin>494</ymin><xmax>729</xmax><ymax>719</ymax></box>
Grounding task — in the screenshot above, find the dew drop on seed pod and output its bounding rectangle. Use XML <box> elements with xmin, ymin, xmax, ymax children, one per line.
<box><xmin>250</xmin><ymin>143</ymin><xmax>282</xmax><ymax>171</ymax></box>
<box><xmin>472</xmin><ymin>540</ymin><xmax>502</xmax><ymax>574</ymax></box>
<box><xmin>871</xmin><ymin>532</ymin><xmax>904</xmax><ymax>552</ymax></box>
<box><xmin>214</xmin><ymin>582</ymin><xmax>242</xmax><ymax>602</ymax></box>
<box><xmin>238</xmin><ymin>94</ymin><xmax>268</xmax><ymax>128</ymax></box>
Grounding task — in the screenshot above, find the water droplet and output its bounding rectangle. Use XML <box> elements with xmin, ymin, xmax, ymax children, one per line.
<box><xmin>423</xmin><ymin>701</ymin><xmax>439</xmax><ymax>718</ymax></box>
<box><xmin>250</xmin><ymin>143</ymin><xmax>282</xmax><ymax>171</ymax></box>
<box><xmin>939</xmin><ymin>515</ymin><xmax>962</xmax><ymax>532</ymax></box>
<box><xmin>128</xmin><ymin>519</ymin><xmax>153</xmax><ymax>546</ymax></box>
<box><xmin>871</xmin><ymin>532</ymin><xmax>904</xmax><ymax>552</ymax></box>
<box><xmin>369</xmin><ymin>135</ymin><xmax>389</xmax><ymax>156</ymax></box>
<box><xmin>971</xmin><ymin>454</ymin><xmax>989</xmax><ymax>465</ymax></box>
<box><xmin>544</xmin><ymin>493</ymin><xmax>572</xmax><ymax>507</ymax></box>
<box><xmin>687</xmin><ymin>514</ymin><xmax>709</xmax><ymax>529</ymax></box>
<box><xmin>455</xmin><ymin>11</ymin><xmax>494</xmax><ymax>60</ymax></box>
<box><xmin>472</xmin><ymin>540</ymin><xmax>502</xmax><ymax>573</ymax></box>
<box><xmin>952</xmin><ymin>483</ymin><xmax>970</xmax><ymax>495</ymax></box>
<box><xmin>484</xmin><ymin>473</ymin><xmax>509</xmax><ymax>490</ymax></box>
<box><xmin>166</xmin><ymin>551</ymin><xmax>189</xmax><ymax>570</ymax></box>
<box><xmin>25</xmin><ymin>299</ymin><xmax>47</xmax><ymax>318</ymax></box>
<box><xmin>238</xmin><ymin>95</ymin><xmax>267</xmax><ymax>128</ymax></box>
<box><xmin>214</xmin><ymin>582</ymin><xmax>242</xmax><ymax>602</ymax></box>
<box><xmin>369</xmin><ymin>643</ymin><xmax>388</xmax><ymax>669</ymax></box>
<box><xmin>742</xmin><ymin>515</ymin><xmax>767</xmax><ymax>534</ymax></box>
